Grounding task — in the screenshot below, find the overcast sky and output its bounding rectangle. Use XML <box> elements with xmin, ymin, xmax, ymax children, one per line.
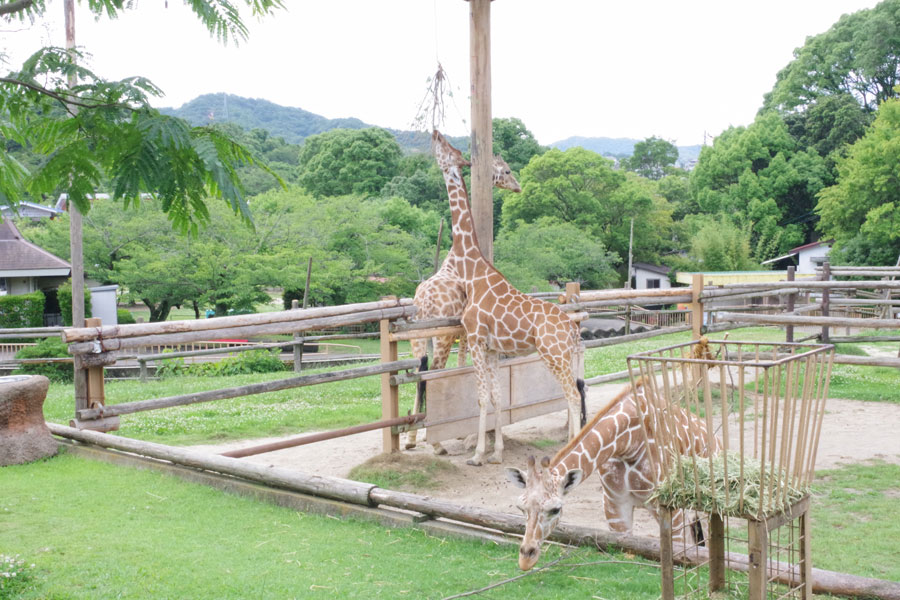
<box><xmin>1</xmin><ymin>1</ymin><xmax>882</xmax><ymax>146</ymax></box>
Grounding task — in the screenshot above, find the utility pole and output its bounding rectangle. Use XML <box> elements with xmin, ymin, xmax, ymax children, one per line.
<box><xmin>625</xmin><ymin>218</ymin><xmax>634</xmax><ymax>335</ymax></box>
<box><xmin>469</xmin><ymin>0</ymin><xmax>493</xmax><ymax>262</ymax></box>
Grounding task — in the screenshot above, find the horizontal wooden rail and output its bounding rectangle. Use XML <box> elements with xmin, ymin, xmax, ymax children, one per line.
<box><xmin>576</xmin><ymin>288</ymin><xmax>693</xmax><ymax>302</ymax></box>
<box><xmin>712</xmin><ymin>280</ymin><xmax>900</xmax><ymax>291</ymax></box>
<box><xmin>67</xmin><ymin>305</ymin><xmax>417</xmax><ymax>356</ymax></box>
<box><xmin>62</xmin><ymin>298</ymin><xmax>413</xmax><ymax>344</ymax></box>
<box><xmin>719</xmin><ymin>312</ymin><xmax>900</xmax><ymax>329</ymax></box>
<box><xmin>220</xmin><ymin>413</ymin><xmax>427</xmax><ymax>458</ymax></box>
<box><xmin>75</xmin><ymin>358</ymin><xmax>420</xmax><ymax>420</ymax></box>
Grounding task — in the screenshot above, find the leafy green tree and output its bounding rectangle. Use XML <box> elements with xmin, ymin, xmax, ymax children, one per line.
<box><xmin>502</xmin><ymin>148</ymin><xmax>673</xmax><ymax>269</ymax></box>
<box><xmin>689</xmin><ymin>112</ymin><xmax>826</xmax><ymax>261</ymax></box>
<box><xmin>380</xmin><ymin>154</ymin><xmax>447</xmax><ymax>215</ymax></box>
<box><xmin>763</xmin><ymin>0</ymin><xmax>900</xmax><ymax>113</ymax></box>
<box><xmin>623</xmin><ymin>136</ymin><xmax>678</xmax><ymax>180</ymax></box>
<box><xmin>816</xmin><ymin>97</ymin><xmax>900</xmax><ymax>264</ymax></box>
<box><xmin>687</xmin><ymin>216</ymin><xmax>759</xmax><ymax>272</ymax></box>
<box><xmin>494</xmin><ymin>217</ymin><xmax>619</xmax><ymax>290</ymax></box>
<box><xmin>0</xmin><ymin>0</ymin><xmax>284</xmax><ymax>232</ymax></box>
<box><xmin>297</xmin><ymin>128</ymin><xmax>402</xmax><ymax>197</ymax></box>
<box><xmin>783</xmin><ymin>94</ymin><xmax>873</xmax><ymax>167</ymax></box>
<box><xmin>492</xmin><ymin>117</ymin><xmax>546</xmax><ymax>174</ymax></box>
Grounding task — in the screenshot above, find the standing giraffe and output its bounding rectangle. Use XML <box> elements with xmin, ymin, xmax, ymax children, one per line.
<box><xmin>505</xmin><ymin>381</ymin><xmax>721</xmax><ymax>571</ymax></box>
<box><xmin>431</xmin><ymin>130</ymin><xmax>586</xmax><ymax>466</ymax></box>
<box><xmin>406</xmin><ymin>154</ymin><xmax>522</xmax><ymax>451</ymax></box>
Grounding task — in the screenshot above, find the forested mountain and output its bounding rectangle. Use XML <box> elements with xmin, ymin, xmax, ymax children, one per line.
<box><xmin>551</xmin><ymin>136</ymin><xmax>702</xmax><ymax>164</ymax></box>
<box><xmin>160</xmin><ymin>93</ymin><xmax>467</xmax><ymax>153</ymax></box>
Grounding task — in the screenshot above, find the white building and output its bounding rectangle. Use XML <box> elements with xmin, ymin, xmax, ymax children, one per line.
<box><xmin>631</xmin><ymin>262</ymin><xmax>672</xmax><ymax>290</ymax></box>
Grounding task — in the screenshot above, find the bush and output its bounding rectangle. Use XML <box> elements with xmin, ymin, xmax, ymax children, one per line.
<box><xmin>13</xmin><ymin>337</ymin><xmax>73</xmax><ymax>382</ymax></box>
<box><xmin>156</xmin><ymin>349</ymin><xmax>286</xmax><ymax>378</ymax></box>
<box><xmin>0</xmin><ymin>291</ymin><xmax>45</xmax><ymax>328</ymax></box>
<box><xmin>117</xmin><ymin>309</ymin><xmax>136</xmax><ymax>324</ymax></box>
<box><xmin>57</xmin><ymin>281</ymin><xmax>92</xmax><ymax>326</ymax></box>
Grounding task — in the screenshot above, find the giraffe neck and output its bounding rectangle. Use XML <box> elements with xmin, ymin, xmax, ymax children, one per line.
<box><xmin>551</xmin><ymin>393</ymin><xmax>641</xmax><ymax>482</ymax></box>
<box><xmin>440</xmin><ymin>165</ymin><xmax>488</xmax><ymax>267</ymax></box>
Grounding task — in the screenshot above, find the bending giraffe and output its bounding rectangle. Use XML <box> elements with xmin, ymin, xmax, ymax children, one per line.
<box><xmin>406</xmin><ymin>154</ymin><xmax>522</xmax><ymax>451</ymax></box>
<box><xmin>505</xmin><ymin>381</ymin><xmax>722</xmax><ymax>571</ymax></box>
<box><xmin>431</xmin><ymin>130</ymin><xmax>586</xmax><ymax>466</ymax></box>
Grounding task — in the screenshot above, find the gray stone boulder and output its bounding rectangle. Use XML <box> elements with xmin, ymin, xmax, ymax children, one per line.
<box><xmin>0</xmin><ymin>375</ymin><xmax>59</xmax><ymax>466</ymax></box>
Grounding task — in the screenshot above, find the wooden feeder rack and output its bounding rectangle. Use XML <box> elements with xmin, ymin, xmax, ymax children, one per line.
<box><xmin>627</xmin><ymin>339</ymin><xmax>835</xmax><ymax>599</ymax></box>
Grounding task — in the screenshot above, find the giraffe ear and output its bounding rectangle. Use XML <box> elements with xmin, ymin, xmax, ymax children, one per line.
<box><xmin>505</xmin><ymin>467</ymin><xmax>527</xmax><ymax>489</ymax></box>
<box><xmin>560</xmin><ymin>469</ymin><xmax>583</xmax><ymax>495</ymax></box>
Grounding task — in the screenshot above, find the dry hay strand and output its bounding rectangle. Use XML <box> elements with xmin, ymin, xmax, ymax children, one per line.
<box><xmin>651</xmin><ymin>451</ymin><xmax>808</xmax><ymax>518</ymax></box>
<box><xmin>348</xmin><ymin>452</ymin><xmax>458</xmax><ymax>492</ymax></box>
<box><xmin>412</xmin><ymin>62</ymin><xmax>460</xmax><ymax>133</ymax></box>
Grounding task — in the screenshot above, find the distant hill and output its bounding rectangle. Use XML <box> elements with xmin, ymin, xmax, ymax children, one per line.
<box><xmin>162</xmin><ymin>94</ymin><xmax>697</xmax><ymax>162</ymax></box>
<box><xmin>551</xmin><ymin>136</ymin><xmax>702</xmax><ymax>165</ymax></box>
<box><xmin>160</xmin><ymin>93</ymin><xmax>467</xmax><ymax>153</ymax></box>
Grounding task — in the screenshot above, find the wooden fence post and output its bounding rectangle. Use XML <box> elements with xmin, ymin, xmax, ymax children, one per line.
<box><xmin>786</xmin><ymin>266</ymin><xmax>795</xmax><ymax>343</ymax></box>
<box><xmin>821</xmin><ymin>262</ymin><xmax>831</xmax><ymax>343</ymax></box>
<box><xmin>292</xmin><ymin>299</ymin><xmax>302</xmax><ymax>372</ymax></box>
<box><xmin>691</xmin><ymin>273</ymin><xmax>704</xmax><ymax>340</ymax></box>
<box><xmin>380</xmin><ymin>317</ymin><xmax>399</xmax><ymax>453</ymax></box>
<box><xmin>84</xmin><ymin>317</ymin><xmax>105</xmax><ymax>410</ymax></box>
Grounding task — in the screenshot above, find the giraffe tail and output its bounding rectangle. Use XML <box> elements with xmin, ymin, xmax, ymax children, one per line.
<box><xmin>417</xmin><ymin>355</ymin><xmax>429</xmax><ymax>414</ymax></box>
<box><xmin>576</xmin><ymin>378</ymin><xmax>587</xmax><ymax>428</ymax></box>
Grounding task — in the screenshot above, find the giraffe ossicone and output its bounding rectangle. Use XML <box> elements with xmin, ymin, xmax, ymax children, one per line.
<box><xmin>505</xmin><ymin>380</ymin><xmax>721</xmax><ymax>571</ymax></box>
<box><xmin>431</xmin><ymin>129</ymin><xmax>586</xmax><ymax>467</ymax></box>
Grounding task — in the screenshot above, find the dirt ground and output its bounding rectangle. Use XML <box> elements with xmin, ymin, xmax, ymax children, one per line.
<box><xmin>192</xmin><ymin>382</ymin><xmax>900</xmax><ymax>539</ymax></box>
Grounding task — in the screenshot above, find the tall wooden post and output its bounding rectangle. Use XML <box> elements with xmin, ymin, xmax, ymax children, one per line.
<box><xmin>65</xmin><ymin>0</ymin><xmax>88</xmax><ymax>414</ymax></box>
<box><xmin>469</xmin><ymin>0</ymin><xmax>493</xmax><ymax>262</ymax></box>
<box><xmin>821</xmin><ymin>261</ymin><xmax>831</xmax><ymax>343</ymax></box>
<box><xmin>292</xmin><ymin>299</ymin><xmax>302</xmax><ymax>372</ymax></box>
<box><xmin>691</xmin><ymin>273</ymin><xmax>704</xmax><ymax>340</ymax></box>
<box><xmin>84</xmin><ymin>317</ymin><xmax>105</xmax><ymax>410</ymax></box>
<box><xmin>380</xmin><ymin>318</ymin><xmax>400</xmax><ymax>453</ymax></box>
<box><xmin>786</xmin><ymin>266</ymin><xmax>796</xmax><ymax>343</ymax></box>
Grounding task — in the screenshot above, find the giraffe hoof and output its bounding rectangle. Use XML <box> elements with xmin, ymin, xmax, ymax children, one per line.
<box><xmin>487</xmin><ymin>454</ymin><xmax>502</xmax><ymax>464</ymax></box>
<box><xmin>404</xmin><ymin>442</ymin><xmax>417</xmax><ymax>450</ymax></box>
<box><xmin>466</xmin><ymin>455</ymin><xmax>484</xmax><ymax>467</ymax></box>
<box><xmin>432</xmin><ymin>444</ymin><xmax>448</xmax><ymax>455</ymax></box>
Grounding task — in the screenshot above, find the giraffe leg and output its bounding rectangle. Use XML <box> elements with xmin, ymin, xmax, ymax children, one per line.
<box><xmin>601</xmin><ymin>462</ymin><xmax>635</xmax><ymax>534</ymax></box>
<box><xmin>405</xmin><ymin>341</ymin><xmax>428</xmax><ymax>449</ymax></box>
<box><xmin>486</xmin><ymin>349</ymin><xmax>504</xmax><ymax>464</ymax></box>
<box><xmin>466</xmin><ymin>343</ymin><xmax>491</xmax><ymax>467</ymax></box>
<box><xmin>457</xmin><ymin>334</ymin><xmax>468</xmax><ymax>367</ymax></box>
<box><xmin>426</xmin><ymin>336</ymin><xmax>454</xmax><ymax>455</ymax></box>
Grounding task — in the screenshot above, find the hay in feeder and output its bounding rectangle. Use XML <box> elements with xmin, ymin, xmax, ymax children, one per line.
<box><xmin>650</xmin><ymin>451</ymin><xmax>809</xmax><ymax>518</ymax></box>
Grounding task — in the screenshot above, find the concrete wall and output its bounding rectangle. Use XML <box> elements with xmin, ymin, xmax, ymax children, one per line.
<box><xmin>633</xmin><ymin>268</ymin><xmax>671</xmax><ymax>290</ymax></box>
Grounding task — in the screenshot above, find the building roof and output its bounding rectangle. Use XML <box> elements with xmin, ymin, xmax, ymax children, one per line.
<box><xmin>675</xmin><ymin>270</ymin><xmax>818</xmax><ymax>286</ymax></box>
<box><xmin>0</xmin><ymin>219</ymin><xmax>71</xmax><ymax>277</ymax></box>
<box><xmin>0</xmin><ymin>201</ymin><xmax>63</xmax><ymax>219</ymax></box>
<box><xmin>632</xmin><ymin>262</ymin><xmax>670</xmax><ymax>275</ymax></box>
<box><xmin>791</xmin><ymin>239</ymin><xmax>833</xmax><ymax>253</ymax></box>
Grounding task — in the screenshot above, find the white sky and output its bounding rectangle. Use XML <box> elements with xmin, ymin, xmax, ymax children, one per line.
<box><xmin>1</xmin><ymin>0</ymin><xmax>882</xmax><ymax>146</ymax></box>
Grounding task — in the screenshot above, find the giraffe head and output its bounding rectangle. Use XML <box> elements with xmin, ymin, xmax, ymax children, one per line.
<box><xmin>505</xmin><ymin>455</ymin><xmax>583</xmax><ymax>571</ymax></box>
<box><xmin>492</xmin><ymin>154</ymin><xmax>521</xmax><ymax>192</ymax></box>
<box><xmin>432</xmin><ymin>130</ymin><xmax>470</xmax><ymax>173</ymax></box>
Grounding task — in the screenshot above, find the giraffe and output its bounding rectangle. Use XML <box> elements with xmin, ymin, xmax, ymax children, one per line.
<box><xmin>406</xmin><ymin>154</ymin><xmax>522</xmax><ymax>451</ymax></box>
<box><xmin>505</xmin><ymin>381</ymin><xmax>722</xmax><ymax>571</ymax></box>
<box><xmin>431</xmin><ymin>129</ymin><xmax>586</xmax><ymax>467</ymax></box>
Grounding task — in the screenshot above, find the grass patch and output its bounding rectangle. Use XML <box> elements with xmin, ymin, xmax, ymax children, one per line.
<box><xmin>0</xmin><ymin>452</ymin><xmax>661</xmax><ymax>600</ymax></box>
<box><xmin>348</xmin><ymin>453</ymin><xmax>458</xmax><ymax>491</ymax></box>
<box><xmin>811</xmin><ymin>462</ymin><xmax>900</xmax><ymax>582</ymax></box>
<box><xmin>530</xmin><ymin>438</ymin><xmax>560</xmax><ymax>451</ymax></box>
<box><xmin>832</xmin><ymin>343</ymin><xmax>868</xmax><ymax>356</ymax></box>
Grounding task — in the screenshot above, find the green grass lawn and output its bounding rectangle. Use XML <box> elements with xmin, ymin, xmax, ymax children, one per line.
<box><xmin>0</xmin><ymin>452</ymin><xmax>662</xmax><ymax>600</ymax></box>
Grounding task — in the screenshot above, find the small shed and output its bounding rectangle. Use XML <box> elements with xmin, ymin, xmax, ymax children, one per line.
<box><xmin>631</xmin><ymin>262</ymin><xmax>671</xmax><ymax>290</ymax></box>
<box><xmin>792</xmin><ymin>240</ymin><xmax>832</xmax><ymax>274</ymax></box>
<box><xmin>0</xmin><ymin>202</ymin><xmax>63</xmax><ymax>221</ymax></box>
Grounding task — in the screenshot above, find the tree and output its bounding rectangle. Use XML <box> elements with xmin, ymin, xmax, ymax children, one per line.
<box><xmin>623</xmin><ymin>136</ymin><xmax>678</xmax><ymax>180</ymax></box>
<box><xmin>816</xmin><ymin>97</ymin><xmax>900</xmax><ymax>264</ymax></box>
<box><xmin>501</xmin><ymin>147</ymin><xmax>673</xmax><ymax>269</ymax></box>
<box><xmin>763</xmin><ymin>0</ymin><xmax>900</xmax><ymax>113</ymax></box>
<box><xmin>492</xmin><ymin>117</ymin><xmax>546</xmax><ymax>174</ymax></box>
<box><xmin>687</xmin><ymin>216</ymin><xmax>759</xmax><ymax>272</ymax></box>
<box><xmin>689</xmin><ymin>112</ymin><xmax>825</xmax><ymax>261</ymax></box>
<box><xmin>0</xmin><ymin>0</ymin><xmax>285</xmax><ymax>232</ymax></box>
<box><xmin>297</xmin><ymin>128</ymin><xmax>402</xmax><ymax>197</ymax></box>
<box><xmin>494</xmin><ymin>217</ymin><xmax>619</xmax><ymax>290</ymax></box>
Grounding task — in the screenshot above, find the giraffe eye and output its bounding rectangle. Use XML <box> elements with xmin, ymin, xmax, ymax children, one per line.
<box><xmin>547</xmin><ymin>507</ymin><xmax>561</xmax><ymax>517</ymax></box>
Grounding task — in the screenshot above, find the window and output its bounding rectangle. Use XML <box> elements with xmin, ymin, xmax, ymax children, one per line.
<box><xmin>647</xmin><ymin>278</ymin><xmax>661</xmax><ymax>289</ymax></box>
<box><xmin>0</xmin><ymin>278</ymin><xmax>6</xmax><ymax>296</ymax></box>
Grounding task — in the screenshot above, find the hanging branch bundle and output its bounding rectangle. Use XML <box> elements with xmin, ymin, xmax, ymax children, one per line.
<box><xmin>412</xmin><ymin>63</ymin><xmax>459</xmax><ymax>132</ymax></box>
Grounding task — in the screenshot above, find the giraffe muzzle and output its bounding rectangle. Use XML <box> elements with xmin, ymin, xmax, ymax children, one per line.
<box><xmin>518</xmin><ymin>544</ymin><xmax>541</xmax><ymax>571</ymax></box>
